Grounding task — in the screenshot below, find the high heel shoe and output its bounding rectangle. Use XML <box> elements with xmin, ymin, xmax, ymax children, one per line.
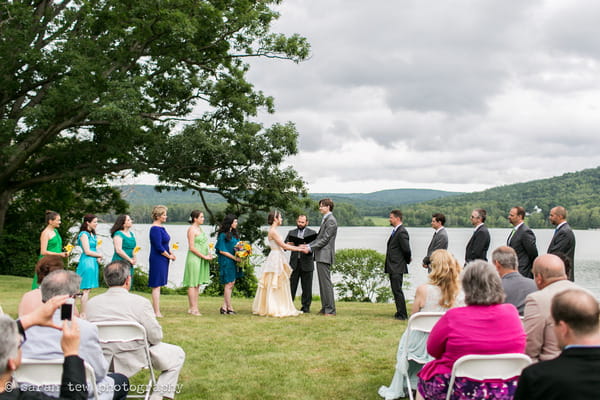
<box><xmin>219</xmin><ymin>307</ymin><xmax>227</xmax><ymax>314</ymax></box>
<box><xmin>227</xmin><ymin>309</ymin><xmax>237</xmax><ymax>315</ymax></box>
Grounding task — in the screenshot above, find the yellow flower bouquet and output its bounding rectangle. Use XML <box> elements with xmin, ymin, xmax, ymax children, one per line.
<box><xmin>234</xmin><ymin>241</ymin><xmax>252</xmax><ymax>269</ymax></box>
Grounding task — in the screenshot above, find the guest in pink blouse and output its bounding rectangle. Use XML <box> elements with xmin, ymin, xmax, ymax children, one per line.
<box><xmin>416</xmin><ymin>260</ymin><xmax>526</xmax><ymax>400</ymax></box>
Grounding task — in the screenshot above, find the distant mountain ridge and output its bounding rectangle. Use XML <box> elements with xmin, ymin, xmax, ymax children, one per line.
<box><xmin>117</xmin><ymin>185</ymin><xmax>462</xmax><ymax>207</ymax></box>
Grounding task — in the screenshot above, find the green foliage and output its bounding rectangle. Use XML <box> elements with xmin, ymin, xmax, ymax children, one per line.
<box><xmin>331</xmin><ymin>249</ymin><xmax>392</xmax><ymax>303</ymax></box>
<box><xmin>0</xmin><ymin>0</ymin><xmax>311</xmax><ymax>249</ymax></box>
<box><xmin>203</xmin><ymin>258</ymin><xmax>258</xmax><ymax>298</ymax></box>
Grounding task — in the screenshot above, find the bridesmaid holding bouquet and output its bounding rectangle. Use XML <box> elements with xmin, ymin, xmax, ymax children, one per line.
<box><xmin>182</xmin><ymin>210</ymin><xmax>213</xmax><ymax>315</ymax></box>
<box><xmin>35</xmin><ymin>210</ymin><xmax>67</xmax><ymax>289</ymax></box>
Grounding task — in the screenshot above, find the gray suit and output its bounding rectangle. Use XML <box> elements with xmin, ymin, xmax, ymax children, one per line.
<box><xmin>285</xmin><ymin>227</ymin><xmax>316</xmax><ymax>312</ymax></box>
<box><xmin>309</xmin><ymin>213</ymin><xmax>338</xmax><ymax>314</ymax></box>
<box><xmin>508</xmin><ymin>224</ymin><xmax>538</xmax><ymax>278</ymax></box>
<box><xmin>547</xmin><ymin>222</ymin><xmax>576</xmax><ymax>281</ymax></box>
<box><xmin>501</xmin><ymin>271</ymin><xmax>537</xmax><ymax>315</ymax></box>
<box><xmin>426</xmin><ymin>227</ymin><xmax>448</xmax><ymax>257</ymax></box>
<box><xmin>87</xmin><ymin>287</ymin><xmax>185</xmax><ymax>400</ymax></box>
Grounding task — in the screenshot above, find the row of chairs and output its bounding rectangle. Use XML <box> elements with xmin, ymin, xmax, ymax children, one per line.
<box><xmin>14</xmin><ymin>321</ymin><xmax>156</xmax><ymax>400</ymax></box>
<box><xmin>402</xmin><ymin>312</ymin><xmax>532</xmax><ymax>400</ymax></box>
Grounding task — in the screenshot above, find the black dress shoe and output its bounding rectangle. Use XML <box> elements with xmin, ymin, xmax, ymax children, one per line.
<box><xmin>394</xmin><ymin>316</ymin><xmax>408</xmax><ymax>321</ymax></box>
<box><xmin>301</xmin><ymin>308</ymin><xmax>310</xmax><ymax>313</ymax></box>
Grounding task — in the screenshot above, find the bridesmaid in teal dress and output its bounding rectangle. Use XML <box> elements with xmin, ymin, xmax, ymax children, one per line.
<box><xmin>110</xmin><ymin>215</ymin><xmax>137</xmax><ymax>287</ymax></box>
<box><xmin>76</xmin><ymin>214</ymin><xmax>103</xmax><ymax>317</ymax></box>
<box><xmin>36</xmin><ymin>210</ymin><xmax>67</xmax><ymax>289</ymax></box>
<box><xmin>183</xmin><ymin>210</ymin><xmax>213</xmax><ymax>315</ymax></box>
<box><xmin>215</xmin><ymin>214</ymin><xmax>243</xmax><ymax>314</ymax></box>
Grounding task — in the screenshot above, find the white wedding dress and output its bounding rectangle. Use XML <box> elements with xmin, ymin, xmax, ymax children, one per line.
<box><xmin>252</xmin><ymin>239</ymin><xmax>302</xmax><ymax>317</ymax></box>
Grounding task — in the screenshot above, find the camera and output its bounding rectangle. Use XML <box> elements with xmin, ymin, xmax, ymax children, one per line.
<box><xmin>60</xmin><ymin>298</ymin><xmax>74</xmax><ymax>320</ymax></box>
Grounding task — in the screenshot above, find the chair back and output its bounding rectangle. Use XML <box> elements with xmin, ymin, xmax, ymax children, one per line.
<box><xmin>403</xmin><ymin>312</ymin><xmax>445</xmax><ymax>400</ymax></box>
<box><xmin>445</xmin><ymin>353</ymin><xmax>532</xmax><ymax>400</ymax></box>
<box><xmin>93</xmin><ymin>321</ymin><xmax>156</xmax><ymax>400</ymax></box>
<box><xmin>15</xmin><ymin>358</ymin><xmax>99</xmax><ymax>400</ymax></box>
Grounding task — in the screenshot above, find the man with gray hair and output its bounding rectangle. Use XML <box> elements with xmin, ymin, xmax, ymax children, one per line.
<box><xmin>492</xmin><ymin>246</ymin><xmax>537</xmax><ymax>315</ymax></box>
<box><xmin>523</xmin><ymin>254</ymin><xmax>582</xmax><ymax>362</ymax></box>
<box><xmin>515</xmin><ymin>289</ymin><xmax>600</xmax><ymax>399</ymax></box>
<box><xmin>87</xmin><ymin>260</ymin><xmax>185</xmax><ymax>400</ymax></box>
<box><xmin>465</xmin><ymin>208</ymin><xmax>490</xmax><ymax>264</ymax></box>
<box><xmin>0</xmin><ymin>296</ymin><xmax>87</xmax><ymax>399</ymax></box>
<box><xmin>20</xmin><ymin>270</ymin><xmax>128</xmax><ymax>400</ymax></box>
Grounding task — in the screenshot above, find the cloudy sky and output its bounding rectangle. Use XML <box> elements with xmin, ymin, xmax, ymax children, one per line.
<box><xmin>243</xmin><ymin>0</ymin><xmax>600</xmax><ymax>193</ymax></box>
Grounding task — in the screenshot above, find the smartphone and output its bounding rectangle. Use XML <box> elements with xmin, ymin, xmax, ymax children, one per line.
<box><xmin>61</xmin><ymin>298</ymin><xmax>74</xmax><ymax>320</ymax></box>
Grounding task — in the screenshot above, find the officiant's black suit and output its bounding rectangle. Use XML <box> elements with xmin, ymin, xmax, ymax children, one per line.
<box><xmin>285</xmin><ymin>226</ymin><xmax>317</xmax><ymax>313</ymax></box>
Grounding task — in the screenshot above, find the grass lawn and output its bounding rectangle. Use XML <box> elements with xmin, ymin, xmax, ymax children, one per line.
<box><xmin>1</xmin><ymin>275</ymin><xmax>409</xmax><ymax>400</ymax></box>
<box><xmin>364</xmin><ymin>216</ymin><xmax>390</xmax><ymax>227</ymax></box>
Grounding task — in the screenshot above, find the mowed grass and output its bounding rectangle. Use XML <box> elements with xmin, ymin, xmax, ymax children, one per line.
<box><xmin>1</xmin><ymin>275</ymin><xmax>408</xmax><ymax>400</ymax></box>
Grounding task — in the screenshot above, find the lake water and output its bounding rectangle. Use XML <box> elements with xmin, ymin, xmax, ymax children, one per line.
<box><xmin>93</xmin><ymin>224</ymin><xmax>600</xmax><ymax>299</ymax></box>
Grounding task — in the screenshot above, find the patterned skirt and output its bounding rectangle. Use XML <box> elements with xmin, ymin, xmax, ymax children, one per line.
<box><xmin>418</xmin><ymin>373</ymin><xmax>519</xmax><ymax>400</ymax></box>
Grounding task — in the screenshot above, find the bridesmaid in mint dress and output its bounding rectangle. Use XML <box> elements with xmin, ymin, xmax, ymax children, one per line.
<box><xmin>110</xmin><ymin>214</ymin><xmax>137</xmax><ymax>287</ymax></box>
<box><xmin>36</xmin><ymin>210</ymin><xmax>67</xmax><ymax>289</ymax></box>
<box><xmin>183</xmin><ymin>210</ymin><xmax>213</xmax><ymax>315</ymax></box>
<box><xmin>76</xmin><ymin>214</ymin><xmax>103</xmax><ymax>317</ymax></box>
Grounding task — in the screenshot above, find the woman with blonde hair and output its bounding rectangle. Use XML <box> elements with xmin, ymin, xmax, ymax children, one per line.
<box><xmin>379</xmin><ymin>250</ymin><xmax>464</xmax><ymax>400</ymax></box>
<box><xmin>149</xmin><ymin>205</ymin><xmax>175</xmax><ymax>317</ymax></box>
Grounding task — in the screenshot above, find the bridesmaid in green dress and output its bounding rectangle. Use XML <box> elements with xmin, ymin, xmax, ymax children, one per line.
<box><xmin>110</xmin><ymin>215</ymin><xmax>137</xmax><ymax>287</ymax></box>
<box><xmin>183</xmin><ymin>210</ymin><xmax>213</xmax><ymax>315</ymax></box>
<box><xmin>35</xmin><ymin>210</ymin><xmax>67</xmax><ymax>289</ymax></box>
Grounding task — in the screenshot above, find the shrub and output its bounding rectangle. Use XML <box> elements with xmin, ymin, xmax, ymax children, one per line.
<box><xmin>203</xmin><ymin>257</ymin><xmax>258</xmax><ymax>298</ymax></box>
<box><xmin>332</xmin><ymin>248</ymin><xmax>393</xmax><ymax>303</ymax></box>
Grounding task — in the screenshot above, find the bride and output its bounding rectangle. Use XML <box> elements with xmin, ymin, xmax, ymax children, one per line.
<box><xmin>252</xmin><ymin>210</ymin><xmax>304</xmax><ymax>317</ymax></box>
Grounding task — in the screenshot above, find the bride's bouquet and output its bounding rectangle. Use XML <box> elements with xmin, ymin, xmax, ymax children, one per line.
<box><xmin>234</xmin><ymin>241</ymin><xmax>252</xmax><ymax>269</ymax></box>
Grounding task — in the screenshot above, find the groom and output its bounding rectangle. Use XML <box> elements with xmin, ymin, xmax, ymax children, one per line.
<box><xmin>303</xmin><ymin>198</ymin><xmax>338</xmax><ymax>316</ymax></box>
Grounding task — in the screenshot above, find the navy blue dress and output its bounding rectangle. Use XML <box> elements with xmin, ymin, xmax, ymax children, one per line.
<box><xmin>216</xmin><ymin>232</ymin><xmax>244</xmax><ymax>284</ymax></box>
<box><xmin>149</xmin><ymin>225</ymin><xmax>170</xmax><ymax>287</ymax></box>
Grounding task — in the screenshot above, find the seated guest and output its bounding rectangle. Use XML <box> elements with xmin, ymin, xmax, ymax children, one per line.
<box><xmin>379</xmin><ymin>250</ymin><xmax>464</xmax><ymax>400</ymax></box>
<box><xmin>492</xmin><ymin>246</ymin><xmax>537</xmax><ymax>315</ymax></box>
<box><xmin>524</xmin><ymin>253</ymin><xmax>581</xmax><ymax>362</ymax></box>
<box><xmin>86</xmin><ymin>260</ymin><xmax>185</xmax><ymax>400</ymax></box>
<box><xmin>416</xmin><ymin>260</ymin><xmax>526</xmax><ymax>400</ymax></box>
<box><xmin>515</xmin><ymin>289</ymin><xmax>600</xmax><ymax>400</ymax></box>
<box><xmin>18</xmin><ymin>255</ymin><xmax>64</xmax><ymax>317</ymax></box>
<box><xmin>20</xmin><ymin>270</ymin><xmax>128</xmax><ymax>400</ymax></box>
<box><xmin>0</xmin><ymin>295</ymin><xmax>87</xmax><ymax>400</ymax></box>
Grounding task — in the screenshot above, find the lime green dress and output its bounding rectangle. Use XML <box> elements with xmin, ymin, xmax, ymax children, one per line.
<box><xmin>183</xmin><ymin>230</ymin><xmax>211</xmax><ymax>287</ymax></box>
<box><xmin>33</xmin><ymin>229</ymin><xmax>63</xmax><ymax>289</ymax></box>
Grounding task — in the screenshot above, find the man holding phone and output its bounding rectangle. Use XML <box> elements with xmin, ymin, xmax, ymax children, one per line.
<box><xmin>20</xmin><ymin>270</ymin><xmax>128</xmax><ymax>400</ymax></box>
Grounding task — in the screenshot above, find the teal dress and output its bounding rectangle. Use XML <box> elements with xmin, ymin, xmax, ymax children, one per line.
<box><xmin>216</xmin><ymin>232</ymin><xmax>244</xmax><ymax>284</ymax></box>
<box><xmin>76</xmin><ymin>231</ymin><xmax>99</xmax><ymax>289</ymax></box>
<box><xmin>111</xmin><ymin>230</ymin><xmax>137</xmax><ymax>286</ymax></box>
<box><xmin>34</xmin><ymin>229</ymin><xmax>63</xmax><ymax>289</ymax></box>
<box><xmin>183</xmin><ymin>230</ymin><xmax>211</xmax><ymax>287</ymax></box>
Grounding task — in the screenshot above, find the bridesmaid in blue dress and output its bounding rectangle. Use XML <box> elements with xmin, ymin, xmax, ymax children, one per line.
<box><xmin>215</xmin><ymin>214</ymin><xmax>243</xmax><ymax>314</ymax></box>
<box><xmin>149</xmin><ymin>205</ymin><xmax>175</xmax><ymax>317</ymax></box>
<box><xmin>76</xmin><ymin>214</ymin><xmax>103</xmax><ymax>317</ymax></box>
<box><xmin>110</xmin><ymin>214</ymin><xmax>137</xmax><ymax>287</ymax></box>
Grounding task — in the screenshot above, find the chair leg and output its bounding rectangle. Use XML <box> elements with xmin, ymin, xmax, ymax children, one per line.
<box><xmin>406</xmin><ymin>373</ymin><xmax>414</xmax><ymax>400</ymax></box>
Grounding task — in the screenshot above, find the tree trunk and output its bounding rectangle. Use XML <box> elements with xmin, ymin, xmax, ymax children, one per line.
<box><xmin>0</xmin><ymin>188</ymin><xmax>15</xmax><ymax>237</ymax></box>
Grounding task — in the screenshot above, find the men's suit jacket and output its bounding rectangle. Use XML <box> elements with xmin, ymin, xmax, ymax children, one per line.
<box><xmin>309</xmin><ymin>213</ymin><xmax>338</xmax><ymax>265</ymax></box>
<box><xmin>523</xmin><ymin>279</ymin><xmax>579</xmax><ymax>362</ymax></box>
<box><xmin>426</xmin><ymin>227</ymin><xmax>448</xmax><ymax>257</ymax></box>
<box><xmin>21</xmin><ymin>311</ymin><xmax>114</xmax><ymax>400</ymax></box>
<box><xmin>87</xmin><ymin>287</ymin><xmax>166</xmax><ymax>376</ymax></box>
<box><xmin>515</xmin><ymin>347</ymin><xmax>600</xmax><ymax>400</ymax></box>
<box><xmin>547</xmin><ymin>222</ymin><xmax>576</xmax><ymax>280</ymax></box>
<box><xmin>385</xmin><ymin>225</ymin><xmax>411</xmax><ymax>275</ymax></box>
<box><xmin>285</xmin><ymin>227</ymin><xmax>317</xmax><ymax>271</ymax></box>
<box><xmin>501</xmin><ymin>272</ymin><xmax>537</xmax><ymax>315</ymax></box>
<box><xmin>508</xmin><ymin>224</ymin><xmax>538</xmax><ymax>278</ymax></box>
<box><xmin>465</xmin><ymin>224</ymin><xmax>490</xmax><ymax>263</ymax></box>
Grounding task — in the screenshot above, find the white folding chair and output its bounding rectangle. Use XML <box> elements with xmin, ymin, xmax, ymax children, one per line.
<box><xmin>445</xmin><ymin>353</ymin><xmax>532</xmax><ymax>400</ymax></box>
<box><xmin>15</xmin><ymin>358</ymin><xmax>99</xmax><ymax>400</ymax></box>
<box><xmin>93</xmin><ymin>321</ymin><xmax>157</xmax><ymax>400</ymax></box>
<box><xmin>403</xmin><ymin>312</ymin><xmax>445</xmax><ymax>400</ymax></box>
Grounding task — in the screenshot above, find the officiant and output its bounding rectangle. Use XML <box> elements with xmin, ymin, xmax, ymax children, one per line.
<box><xmin>285</xmin><ymin>215</ymin><xmax>317</xmax><ymax>313</ymax></box>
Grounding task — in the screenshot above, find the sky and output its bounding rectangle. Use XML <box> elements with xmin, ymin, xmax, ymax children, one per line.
<box><xmin>240</xmin><ymin>0</ymin><xmax>600</xmax><ymax>194</ymax></box>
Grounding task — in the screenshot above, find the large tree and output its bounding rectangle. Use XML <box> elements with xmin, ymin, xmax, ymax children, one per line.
<box><xmin>0</xmin><ymin>0</ymin><xmax>311</xmax><ymax>242</ymax></box>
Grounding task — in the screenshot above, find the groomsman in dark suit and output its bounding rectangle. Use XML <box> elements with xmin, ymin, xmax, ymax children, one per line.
<box><xmin>465</xmin><ymin>208</ymin><xmax>490</xmax><ymax>264</ymax></box>
<box><xmin>507</xmin><ymin>206</ymin><xmax>538</xmax><ymax>278</ymax></box>
<box><xmin>547</xmin><ymin>206</ymin><xmax>576</xmax><ymax>281</ymax></box>
<box><xmin>285</xmin><ymin>215</ymin><xmax>316</xmax><ymax>313</ymax></box>
<box><xmin>422</xmin><ymin>213</ymin><xmax>448</xmax><ymax>269</ymax></box>
<box><xmin>304</xmin><ymin>198</ymin><xmax>338</xmax><ymax>316</ymax></box>
<box><xmin>385</xmin><ymin>210</ymin><xmax>412</xmax><ymax>320</ymax></box>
